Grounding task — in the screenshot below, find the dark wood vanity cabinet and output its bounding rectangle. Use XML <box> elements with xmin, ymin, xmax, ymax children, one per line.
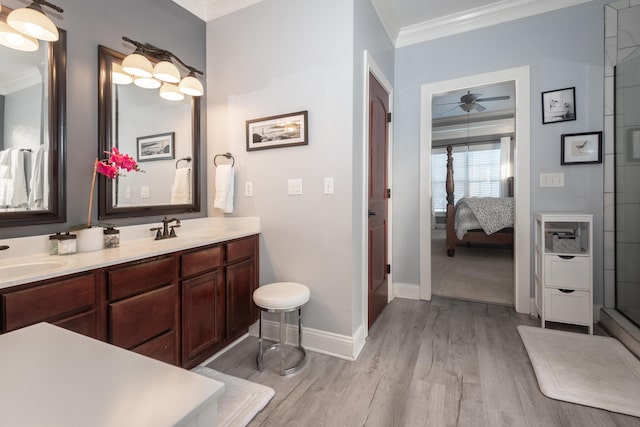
<box><xmin>0</xmin><ymin>272</ymin><xmax>101</xmax><ymax>339</ymax></box>
<box><xmin>0</xmin><ymin>234</ymin><xmax>259</xmax><ymax>368</ymax></box>
<box><xmin>181</xmin><ymin>235</ymin><xmax>259</xmax><ymax>369</ymax></box>
<box><xmin>106</xmin><ymin>255</ymin><xmax>180</xmax><ymax>365</ymax></box>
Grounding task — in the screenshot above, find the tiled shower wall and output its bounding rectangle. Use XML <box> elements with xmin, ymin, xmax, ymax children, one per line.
<box><xmin>604</xmin><ymin>0</ymin><xmax>640</xmax><ymax>309</ymax></box>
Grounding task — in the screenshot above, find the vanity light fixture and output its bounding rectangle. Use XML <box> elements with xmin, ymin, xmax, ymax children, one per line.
<box><xmin>0</xmin><ymin>20</ymin><xmax>39</xmax><ymax>51</ymax></box>
<box><xmin>121</xmin><ymin>36</ymin><xmax>204</xmax><ymax>99</ymax></box>
<box><xmin>111</xmin><ymin>63</ymin><xmax>133</xmax><ymax>85</ymax></box>
<box><xmin>6</xmin><ymin>0</ymin><xmax>63</xmax><ymax>42</ymax></box>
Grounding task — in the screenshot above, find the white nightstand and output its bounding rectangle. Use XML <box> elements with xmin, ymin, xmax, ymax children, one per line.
<box><xmin>534</xmin><ymin>213</ymin><xmax>593</xmax><ymax>334</ymax></box>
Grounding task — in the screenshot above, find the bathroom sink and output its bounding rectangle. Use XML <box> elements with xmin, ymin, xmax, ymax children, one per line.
<box><xmin>0</xmin><ymin>261</ymin><xmax>68</xmax><ymax>277</ymax></box>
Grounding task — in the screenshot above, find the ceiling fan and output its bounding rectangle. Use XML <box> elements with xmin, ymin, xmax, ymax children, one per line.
<box><xmin>436</xmin><ymin>91</ymin><xmax>510</xmax><ymax>116</ymax></box>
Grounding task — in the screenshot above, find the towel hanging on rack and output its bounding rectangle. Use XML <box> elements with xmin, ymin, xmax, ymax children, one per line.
<box><xmin>213</xmin><ymin>164</ymin><xmax>234</xmax><ymax>213</ymax></box>
<box><xmin>171</xmin><ymin>167</ymin><xmax>191</xmax><ymax>204</ymax></box>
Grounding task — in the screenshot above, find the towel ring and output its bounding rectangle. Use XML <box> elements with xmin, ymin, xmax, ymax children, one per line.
<box><xmin>175</xmin><ymin>156</ymin><xmax>192</xmax><ymax>169</ymax></box>
<box><xmin>214</xmin><ymin>152</ymin><xmax>235</xmax><ymax>167</ymax></box>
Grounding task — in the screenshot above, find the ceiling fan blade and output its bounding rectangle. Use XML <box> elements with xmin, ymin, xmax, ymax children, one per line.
<box><xmin>475</xmin><ymin>95</ymin><xmax>510</xmax><ymax>102</ymax></box>
<box><xmin>473</xmin><ymin>103</ymin><xmax>487</xmax><ymax>112</ymax></box>
<box><xmin>438</xmin><ymin>104</ymin><xmax>463</xmax><ymax>116</ymax></box>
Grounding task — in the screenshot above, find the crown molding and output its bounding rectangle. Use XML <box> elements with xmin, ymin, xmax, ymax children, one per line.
<box><xmin>395</xmin><ymin>0</ymin><xmax>593</xmax><ymax>48</ymax></box>
<box><xmin>369</xmin><ymin>0</ymin><xmax>401</xmax><ymax>46</ymax></box>
<box><xmin>172</xmin><ymin>0</ymin><xmax>265</xmax><ymax>21</ymax></box>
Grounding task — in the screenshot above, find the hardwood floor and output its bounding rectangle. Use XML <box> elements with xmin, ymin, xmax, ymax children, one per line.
<box><xmin>206</xmin><ymin>297</ymin><xmax>640</xmax><ymax>426</ymax></box>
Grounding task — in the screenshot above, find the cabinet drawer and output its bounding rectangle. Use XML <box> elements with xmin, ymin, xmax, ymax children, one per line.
<box><xmin>544</xmin><ymin>288</ymin><xmax>591</xmax><ymax>324</ymax></box>
<box><xmin>226</xmin><ymin>236</ymin><xmax>256</xmax><ymax>263</ymax></box>
<box><xmin>181</xmin><ymin>245</ymin><xmax>222</xmax><ymax>277</ymax></box>
<box><xmin>2</xmin><ymin>273</ymin><xmax>96</xmax><ymax>331</ymax></box>
<box><xmin>108</xmin><ymin>256</ymin><xmax>176</xmax><ymax>301</ymax></box>
<box><xmin>543</xmin><ymin>255</ymin><xmax>590</xmax><ymax>291</ymax></box>
<box><xmin>109</xmin><ymin>284</ymin><xmax>176</xmax><ymax>349</ymax></box>
<box><xmin>131</xmin><ymin>330</ymin><xmax>176</xmax><ymax>365</ymax></box>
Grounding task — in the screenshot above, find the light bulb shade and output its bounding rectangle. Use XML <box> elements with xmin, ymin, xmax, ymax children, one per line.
<box><xmin>0</xmin><ymin>21</ymin><xmax>39</xmax><ymax>51</ymax></box>
<box><xmin>153</xmin><ymin>61</ymin><xmax>181</xmax><ymax>83</ymax></box>
<box><xmin>122</xmin><ymin>53</ymin><xmax>153</xmax><ymax>78</ymax></box>
<box><xmin>159</xmin><ymin>83</ymin><xmax>185</xmax><ymax>101</ymax></box>
<box><xmin>112</xmin><ymin>63</ymin><xmax>133</xmax><ymax>85</ymax></box>
<box><xmin>133</xmin><ymin>76</ymin><xmax>161</xmax><ymax>89</ymax></box>
<box><xmin>178</xmin><ymin>75</ymin><xmax>204</xmax><ymax>96</ymax></box>
<box><xmin>7</xmin><ymin>7</ymin><xmax>59</xmax><ymax>41</ymax></box>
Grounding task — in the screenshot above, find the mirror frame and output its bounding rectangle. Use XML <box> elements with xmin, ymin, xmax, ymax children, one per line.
<box><xmin>97</xmin><ymin>45</ymin><xmax>200</xmax><ymax>219</ymax></box>
<box><xmin>0</xmin><ymin>23</ymin><xmax>66</xmax><ymax>227</ymax></box>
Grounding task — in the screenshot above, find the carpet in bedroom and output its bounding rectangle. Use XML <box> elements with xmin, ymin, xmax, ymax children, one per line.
<box><xmin>431</xmin><ymin>229</ymin><xmax>514</xmax><ymax>305</ymax></box>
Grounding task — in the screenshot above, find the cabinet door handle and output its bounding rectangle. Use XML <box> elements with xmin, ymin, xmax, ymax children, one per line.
<box><xmin>558</xmin><ymin>289</ymin><xmax>575</xmax><ymax>294</ymax></box>
<box><xmin>558</xmin><ymin>255</ymin><xmax>575</xmax><ymax>260</ymax></box>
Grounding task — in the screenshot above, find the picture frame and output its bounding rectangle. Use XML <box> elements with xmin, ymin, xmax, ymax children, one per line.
<box><xmin>561</xmin><ymin>131</ymin><xmax>602</xmax><ymax>165</ymax></box>
<box><xmin>136</xmin><ymin>132</ymin><xmax>175</xmax><ymax>162</ymax></box>
<box><xmin>246</xmin><ymin>110</ymin><xmax>308</xmax><ymax>151</ymax></box>
<box><xmin>542</xmin><ymin>87</ymin><xmax>576</xmax><ymax>124</ymax></box>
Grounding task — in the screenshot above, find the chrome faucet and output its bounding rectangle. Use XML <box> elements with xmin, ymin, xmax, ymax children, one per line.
<box><xmin>150</xmin><ymin>217</ymin><xmax>181</xmax><ymax>240</ymax></box>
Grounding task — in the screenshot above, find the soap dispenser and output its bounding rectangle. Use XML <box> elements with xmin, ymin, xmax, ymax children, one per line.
<box><xmin>103</xmin><ymin>226</ymin><xmax>120</xmax><ymax>248</ymax></box>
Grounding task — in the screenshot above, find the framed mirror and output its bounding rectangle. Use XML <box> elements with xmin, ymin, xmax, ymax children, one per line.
<box><xmin>0</xmin><ymin>8</ymin><xmax>66</xmax><ymax>227</ymax></box>
<box><xmin>97</xmin><ymin>45</ymin><xmax>200</xmax><ymax>219</ymax></box>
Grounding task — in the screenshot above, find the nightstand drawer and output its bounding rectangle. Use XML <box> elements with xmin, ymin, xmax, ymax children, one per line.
<box><xmin>543</xmin><ymin>254</ymin><xmax>590</xmax><ymax>290</ymax></box>
<box><xmin>544</xmin><ymin>288</ymin><xmax>591</xmax><ymax>324</ymax></box>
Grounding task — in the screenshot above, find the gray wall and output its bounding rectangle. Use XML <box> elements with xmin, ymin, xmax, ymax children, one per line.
<box><xmin>206</xmin><ymin>0</ymin><xmax>394</xmax><ymax>338</ymax></box>
<box><xmin>0</xmin><ymin>0</ymin><xmax>206</xmax><ymax>239</ymax></box>
<box><xmin>393</xmin><ymin>2</ymin><xmax>606</xmax><ymax>304</ymax></box>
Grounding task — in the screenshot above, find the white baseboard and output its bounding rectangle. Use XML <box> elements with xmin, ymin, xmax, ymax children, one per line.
<box><xmin>249</xmin><ymin>319</ymin><xmax>360</xmax><ymax>361</ymax></box>
<box><xmin>394</xmin><ymin>282</ymin><xmax>420</xmax><ymax>300</ymax></box>
<box><xmin>198</xmin><ymin>332</ymin><xmax>250</xmax><ymax>366</ymax></box>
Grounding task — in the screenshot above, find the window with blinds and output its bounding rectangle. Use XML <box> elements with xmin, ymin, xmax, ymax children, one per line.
<box><xmin>432</xmin><ymin>142</ymin><xmax>502</xmax><ymax>213</ymax></box>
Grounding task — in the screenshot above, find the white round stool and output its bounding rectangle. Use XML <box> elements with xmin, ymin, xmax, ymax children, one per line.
<box><xmin>253</xmin><ymin>282</ymin><xmax>310</xmax><ymax>375</ymax></box>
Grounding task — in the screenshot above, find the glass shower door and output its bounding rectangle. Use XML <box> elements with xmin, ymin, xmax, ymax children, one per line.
<box><xmin>615</xmin><ymin>54</ymin><xmax>640</xmax><ymax>327</ymax></box>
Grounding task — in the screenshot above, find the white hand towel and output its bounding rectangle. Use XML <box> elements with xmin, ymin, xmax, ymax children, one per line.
<box><xmin>213</xmin><ymin>164</ymin><xmax>234</xmax><ymax>213</ymax></box>
<box><xmin>0</xmin><ymin>148</ymin><xmax>11</xmax><ymax>178</ymax></box>
<box><xmin>6</xmin><ymin>149</ymin><xmax>28</xmax><ymax>207</ymax></box>
<box><xmin>28</xmin><ymin>146</ymin><xmax>45</xmax><ymax>209</ymax></box>
<box><xmin>171</xmin><ymin>167</ymin><xmax>191</xmax><ymax>204</ymax></box>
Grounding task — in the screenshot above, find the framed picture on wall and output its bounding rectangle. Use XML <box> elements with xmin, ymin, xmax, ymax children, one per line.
<box><xmin>246</xmin><ymin>111</ymin><xmax>308</xmax><ymax>151</ymax></box>
<box><xmin>561</xmin><ymin>131</ymin><xmax>602</xmax><ymax>165</ymax></box>
<box><xmin>137</xmin><ymin>132</ymin><xmax>175</xmax><ymax>162</ymax></box>
<box><xmin>542</xmin><ymin>87</ymin><xmax>576</xmax><ymax>124</ymax></box>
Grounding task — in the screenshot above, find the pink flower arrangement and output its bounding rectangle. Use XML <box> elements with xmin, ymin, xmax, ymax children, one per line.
<box><xmin>86</xmin><ymin>148</ymin><xmax>142</xmax><ymax>227</ymax></box>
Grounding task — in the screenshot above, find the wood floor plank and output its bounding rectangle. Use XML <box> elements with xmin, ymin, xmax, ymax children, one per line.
<box><xmin>205</xmin><ymin>297</ymin><xmax>640</xmax><ymax>427</ymax></box>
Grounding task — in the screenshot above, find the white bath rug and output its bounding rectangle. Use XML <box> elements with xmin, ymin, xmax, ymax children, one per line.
<box><xmin>517</xmin><ymin>325</ymin><xmax>640</xmax><ymax>417</ymax></box>
<box><xmin>192</xmin><ymin>366</ymin><xmax>274</xmax><ymax>427</ymax></box>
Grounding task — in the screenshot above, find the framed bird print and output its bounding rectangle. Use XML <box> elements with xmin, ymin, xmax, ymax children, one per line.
<box><xmin>561</xmin><ymin>131</ymin><xmax>602</xmax><ymax>165</ymax></box>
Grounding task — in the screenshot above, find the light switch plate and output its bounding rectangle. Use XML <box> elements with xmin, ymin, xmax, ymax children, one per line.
<box><xmin>323</xmin><ymin>177</ymin><xmax>334</xmax><ymax>194</ymax></box>
<box><xmin>288</xmin><ymin>179</ymin><xmax>303</xmax><ymax>195</ymax></box>
<box><xmin>540</xmin><ymin>173</ymin><xmax>565</xmax><ymax>187</ymax></box>
<box><xmin>245</xmin><ymin>181</ymin><xmax>253</xmax><ymax>197</ymax></box>
<box><xmin>141</xmin><ymin>186</ymin><xmax>150</xmax><ymax>198</ymax></box>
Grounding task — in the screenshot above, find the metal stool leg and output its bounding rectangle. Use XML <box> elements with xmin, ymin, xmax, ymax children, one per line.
<box><xmin>256</xmin><ymin>310</ymin><xmax>264</xmax><ymax>371</ymax></box>
<box><xmin>279</xmin><ymin>311</ymin><xmax>286</xmax><ymax>375</ymax></box>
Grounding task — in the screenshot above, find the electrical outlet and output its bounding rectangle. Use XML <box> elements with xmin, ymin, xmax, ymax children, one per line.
<box><xmin>323</xmin><ymin>177</ymin><xmax>334</xmax><ymax>194</ymax></box>
<box><xmin>141</xmin><ymin>186</ymin><xmax>150</xmax><ymax>198</ymax></box>
<box><xmin>245</xmin><ymin>181</ymin><xmax>253</xmax><ymax>197</ymax></box>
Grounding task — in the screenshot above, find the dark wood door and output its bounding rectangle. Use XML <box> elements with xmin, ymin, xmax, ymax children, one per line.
<box><xmin>368</xmin><ymin>71</ymin><xmax>389</xmax><ymax>329</ymax></box>
<box><xmin>182</xmin><ymin>270</ymin><xmax>225</xmax><ymax>368</ymax></box>
<box><xmin>226</xmin><ymin>258</ymin><xmax>257</xmax><ymax>338</ymax></box>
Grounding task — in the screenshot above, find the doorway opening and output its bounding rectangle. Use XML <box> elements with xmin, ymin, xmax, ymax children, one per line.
<box><xmin>419</xmin><ymin>67</ymin><xmax>531</xmax><ymax>314</ymax></box>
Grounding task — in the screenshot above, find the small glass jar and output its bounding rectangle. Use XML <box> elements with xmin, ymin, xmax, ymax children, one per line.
<box><xmin>57</xmin><ymin>233</ymin><xmax>77</xmax><ymax>255</ymax></box>
<box><xmin>48</xmin><ymin>232</ymin><xmax>62</xmax><ymax>255</ymax></box>
<box><xmin>103</xmin><ymin>226</ymin><xmax>120</xmax><ymax>248</ymax></box>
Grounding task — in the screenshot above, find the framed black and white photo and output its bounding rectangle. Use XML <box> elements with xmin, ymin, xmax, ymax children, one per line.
<box><xmin>561</xmin><ymin>131</ymin><xmax>602</xmax><ymax>165</ymax></box>
<box><xmin>137</xmin><ymin>132</ymin><xmax>175</xmax><ymax>162</ymax></box>
<box><xmin>542</xmin><ymin>87</ymin><xmax>576</xmax><ymax>124</ymax></box>
<box><xmin>246</xmin><ymin>110</ymin><xmax>308</xmax><ymax>151</ymax></box>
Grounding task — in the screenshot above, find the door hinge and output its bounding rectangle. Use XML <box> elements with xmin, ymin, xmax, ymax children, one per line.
<box><xmin>387</xmin><ymin>264</ymin><xmax>391</xmax><ymax>274</ymax></box>
<box><xmin>387</xmin><ymin>188</ymin><xmax>391</xmax><ymax>199</ymax></box>
<box><xmin>387</xmin><ymin>112</ymin><xmax>392</xmax><ymax>123</ymax></box>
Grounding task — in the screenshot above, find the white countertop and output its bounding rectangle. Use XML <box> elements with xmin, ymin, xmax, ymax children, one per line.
<box><xmin>0</xmin><ymin>322</ymin><xmax>225</xmax><ymax>427</ymax></box>
<box><xmin>0</xmin><ymin>217</ymin><xmax>261</xmax><ymax>290</ymax></box>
